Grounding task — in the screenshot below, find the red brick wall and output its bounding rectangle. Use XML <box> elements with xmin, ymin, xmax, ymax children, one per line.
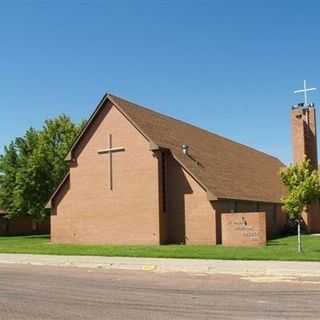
<box><xmin>212</xmin><ymin>199</ymin><xmax>236</xmax><ymax>244</ymax></box>
<box><xmin>303</xmin><ymin>202</ymin><xmax>320</xmax><ymax>233</ymax></box>
<box><xmin>166</xmin><ymin>153</ymin><xmax>216</xmax><ymax>245</ymax></box>
<box><xmin>305</xmin><ymin>107</ymin><xmax>318</xmax><ymax>169</ymax></box>
<box><xmin>51</xmin><ymin>102</ymin><xmax>161</xmax><ymax>244</ymax></box>
<box><xmin>291</xmin><ymin>106</ymin><xmax>318</xmax><ymax>168</ymax></box>
<box><xmin>292</xmin><ymin>108</ymin><xmax>306</xmax><ymax>164</ymax></box>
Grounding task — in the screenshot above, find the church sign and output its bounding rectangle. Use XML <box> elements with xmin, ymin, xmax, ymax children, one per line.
<box><xmin>221</xmin><ymin>212</ymin><xmax>266</xmax><ymax>247</ymax></box>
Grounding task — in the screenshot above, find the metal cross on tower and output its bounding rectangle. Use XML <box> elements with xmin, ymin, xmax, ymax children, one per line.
<box><xmin>97</xmin><ymin>134</ymin><xmax>125</xmax><ymax>190</ymax></box>
<box><xmin>294</xmin><ymin>80</ymin><xmax>317</xmax><ymax>106</ymax></box>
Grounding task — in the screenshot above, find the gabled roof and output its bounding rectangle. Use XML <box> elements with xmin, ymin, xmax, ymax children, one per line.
<box><xmin>50</xmin><ymin>93</ymin><xmax>286</xmax><ymax>206</ymax></box>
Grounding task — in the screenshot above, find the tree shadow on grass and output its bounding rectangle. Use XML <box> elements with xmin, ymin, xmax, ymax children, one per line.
<box><xmin>0</xmin><ymin>234</ymin><xmax>50</xmax><ymax>240</ymax></box>
<box><xmin>267</xmin><ymin>239</ymin><xmax>289</xmax><ymax>246</ymax></box>
<box><xmin>267</xmin><ymin>243</ymin><xmax>287</xmax><ymax>246</ymax></box>
<box><xmin>266</xmin><ymin>233</ymin><xmax>299</xmax><ymax>246</ymax></box>
<box><xmin>26</xmin><ymin>234</ymin><xmax>50</xmax><ymax>240</ymax></box>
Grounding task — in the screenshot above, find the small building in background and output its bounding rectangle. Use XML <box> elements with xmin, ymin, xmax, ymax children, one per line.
<box><xmin>0</xmin><ymin>209</ymin><xmax>49</xmax><ymax>236</ymax></box>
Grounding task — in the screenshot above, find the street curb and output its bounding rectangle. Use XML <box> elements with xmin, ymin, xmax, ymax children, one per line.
<box><xmin>0</xmin><ymin>254</ymin><xmax>320</xmax><ymax>277</ymax></box>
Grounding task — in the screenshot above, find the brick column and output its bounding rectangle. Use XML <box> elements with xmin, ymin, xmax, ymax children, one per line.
<box><xmin>291</xmin><ymin>104</ymin><xmax>320</xmax><ymax>232</ymax></box>
<box><xmin>291</xmin><ymin>105</ymin><xmax>318</xmax><ymax>169</ymax></box>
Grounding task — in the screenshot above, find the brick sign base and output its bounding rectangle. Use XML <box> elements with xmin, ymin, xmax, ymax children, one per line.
<box><xmin>221</xmin><ymin>212</ymin><xmax>266</xmax><ymax>247</ymax></box>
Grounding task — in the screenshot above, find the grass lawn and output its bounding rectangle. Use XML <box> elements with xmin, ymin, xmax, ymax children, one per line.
<box><xmin>0</xmin><ymin>234</ymin><xmax>320</xmax><ymax>261</ymax></box>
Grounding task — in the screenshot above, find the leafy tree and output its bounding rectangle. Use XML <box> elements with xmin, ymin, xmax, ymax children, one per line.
<box><xmin>0</xmin><ymin>142</ymin><xmax>19</xmax><ymax>214</ymax></box>
<box><xmin>280</xmin><ymin>159</ymin><xmax>320</xmax><ymax>252</ymax></box>
<box><xmin>0</xmin><ymin>115</ymin><xmax>83</xmax><ymax>221</ymax></box>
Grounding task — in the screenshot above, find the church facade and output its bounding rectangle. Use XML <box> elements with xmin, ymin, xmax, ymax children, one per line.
<box><xmin>47</xmin><ymin>94</ymin><xmax>288</xmax><ymax>245</ymax></box>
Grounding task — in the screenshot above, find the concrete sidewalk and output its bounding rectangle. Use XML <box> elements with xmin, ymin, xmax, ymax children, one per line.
<box><xmin>0</xmin><ymin>253</ymin><xmax>320</xmax><ymax>277</ymax></box>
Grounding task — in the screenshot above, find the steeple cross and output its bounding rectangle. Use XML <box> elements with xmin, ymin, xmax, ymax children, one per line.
<box><xmin>97</xmin><ymin>134</ymin><xmax>125</xmax><ymax>190</ymax></box>
<box><xmin>294</xmin><ymin>80</ymin><xmax>317</xmax><ymax>106</ymax></box>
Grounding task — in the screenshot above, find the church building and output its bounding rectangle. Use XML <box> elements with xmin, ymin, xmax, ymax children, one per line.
<box><xmin>47</xmin><ymin>94</ymin><xmax>291</xmax><ymax>245</ymax></box>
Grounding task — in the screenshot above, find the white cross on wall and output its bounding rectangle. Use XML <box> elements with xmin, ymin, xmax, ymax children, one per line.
<box><xmin>294</xmin><ymin>80</ymin><xmax>317</xmax><ymax>106</ymax></box>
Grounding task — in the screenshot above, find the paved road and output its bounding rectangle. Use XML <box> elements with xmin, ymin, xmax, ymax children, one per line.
<box><xmin>0</xmin><ymin>264</ymin><xmax>319</xmax><ymax>320</ymax></box>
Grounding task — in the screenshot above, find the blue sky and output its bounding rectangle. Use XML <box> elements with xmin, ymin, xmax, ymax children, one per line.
<box><xmin>1</xmin><ymin>0</ymin><xmax>319</xmax><ymax>164</ymax></box>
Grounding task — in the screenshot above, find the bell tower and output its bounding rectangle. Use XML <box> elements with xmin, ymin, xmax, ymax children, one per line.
<box><xmin>291</xmin><ymin>103</ymin><xmax>317</xmax><ymax>169</ymax></box>
<box><xmin>291</xmin><ymin>80</ymin><xmax>320</xmax><ymax>232</ymax></box>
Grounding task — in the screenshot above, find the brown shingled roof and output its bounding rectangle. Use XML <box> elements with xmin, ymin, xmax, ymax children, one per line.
<box><xmin>108</xmin><ymin>94</ymin><xmax>286</xmax><ymax>203</ymax></box>
<box><xmin>55</xmin><ymin>93</ymin><xmax>286</xmax><ymax>206</ymax></box>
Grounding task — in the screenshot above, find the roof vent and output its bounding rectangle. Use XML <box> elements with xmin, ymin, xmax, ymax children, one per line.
<box><xmin>181</xmin><ymin>144</ymin><xmax>189</xmax><ymax>155</ymax></box>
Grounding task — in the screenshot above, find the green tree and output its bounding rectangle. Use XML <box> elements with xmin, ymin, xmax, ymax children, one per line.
<box><xmin>280</xmin><ymin>159</ymin><xmax>320</xmax><ymax>252</ymax></box>
<box><xmin>0</xmin><ymin>115</ymin><xmax>83</xmax><ymax>221</ymax></box>
<box><xmin>0</xmin><ymin>142</ymin><xmax>19</xmax><ymax>214</ymax></box>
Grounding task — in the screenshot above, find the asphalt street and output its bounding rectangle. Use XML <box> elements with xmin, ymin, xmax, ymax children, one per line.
<box><xmin>0</xmin><ymin>263</ymin><xmax>319</xmax><ymax>320</ymax></box>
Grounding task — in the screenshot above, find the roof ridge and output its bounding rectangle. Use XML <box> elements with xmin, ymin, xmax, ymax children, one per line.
<box><xmin>108</xmin><ymin>93</ymin><xmax>284</xmax><ymax>165</ymax></box>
